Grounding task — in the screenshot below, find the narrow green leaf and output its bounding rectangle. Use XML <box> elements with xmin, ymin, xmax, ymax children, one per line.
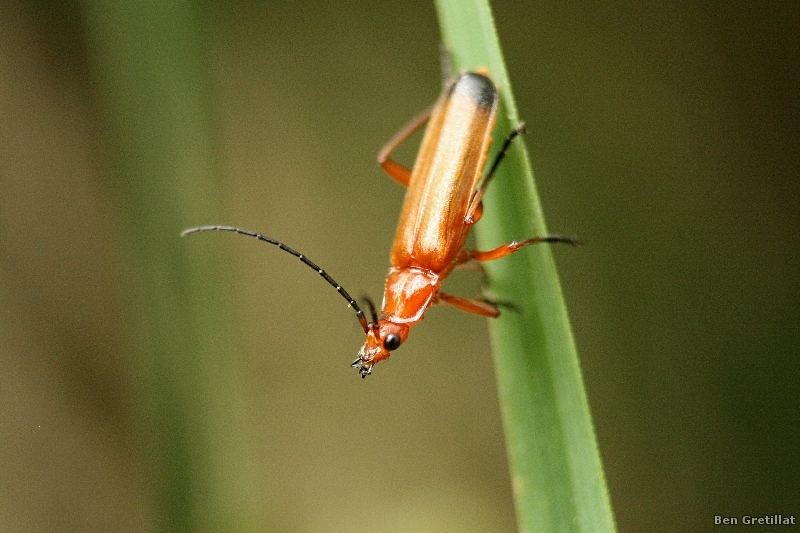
<box><xmin>434</xmin><ymin>1</ymin><xmax>617</xmax><ymax>532</ymax></box>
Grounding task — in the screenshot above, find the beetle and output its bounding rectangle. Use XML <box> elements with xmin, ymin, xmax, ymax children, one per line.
<box><xmin>183</xmin><ymin>70</ymin><xmax>578</xmax><ymax>378</ymax></box>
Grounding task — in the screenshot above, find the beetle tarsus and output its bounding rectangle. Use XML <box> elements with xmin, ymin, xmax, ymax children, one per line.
<box><xmin>541</xmin><ymin>234</ymin><xmax>583</xmax><ymax>246</ymax></box>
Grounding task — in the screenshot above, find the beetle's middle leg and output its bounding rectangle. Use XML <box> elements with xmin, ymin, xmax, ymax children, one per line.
<box><xmin>459</xmin><ymin>235</ymin><xmax>582</xmax><ymax>264</ymax></box>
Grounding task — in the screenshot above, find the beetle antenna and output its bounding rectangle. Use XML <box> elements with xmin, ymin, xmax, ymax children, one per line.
<box><xmin>181</xmin><ymin>225</ymin><xmax>369</xmax><ymax>333</ymax></box>
<box><xmin>361</xmin><ymin>296</ymin><xmax>379</xmax><ymax>325</ymax></box>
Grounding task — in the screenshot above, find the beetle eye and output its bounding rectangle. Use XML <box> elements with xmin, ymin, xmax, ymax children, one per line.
<box><xmin>383</xmin><ymin>333</ymin><xmax>401</xmax><ymax>351</ymax></box>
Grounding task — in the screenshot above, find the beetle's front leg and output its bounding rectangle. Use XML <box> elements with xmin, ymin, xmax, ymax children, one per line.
<box><xmin>436</xmin><ymin>292</ymin><xmax>500</xmax><ymax>317</ymax></box>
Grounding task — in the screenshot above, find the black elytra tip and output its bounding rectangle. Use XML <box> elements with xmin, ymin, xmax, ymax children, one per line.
<box><xmin>452</xmin><ymin>72</ymin><xmax>497</xmax><ymax>110</ymax></box>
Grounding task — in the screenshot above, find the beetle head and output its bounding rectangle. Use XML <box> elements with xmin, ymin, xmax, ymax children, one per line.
<box><xmin>351</xmin><ymin>321</ymin><xmax>409</xmax><ymax>378</ymax></box>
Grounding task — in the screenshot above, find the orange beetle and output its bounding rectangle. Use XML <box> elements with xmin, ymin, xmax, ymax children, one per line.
<box><xmin>183</xmin><ymin>71</ymin><xmax>578</xmax><ymax>378</ymax></box>
<box><xmin>352</xmin><ymin>71</ymin><xmax>577</xmax><ymax>376</ymax></box>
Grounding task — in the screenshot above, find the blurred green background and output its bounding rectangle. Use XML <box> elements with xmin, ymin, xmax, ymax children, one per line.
<box><xmin>1</xmin><ymin>1</ymin><xmax>797</xmax><ymax>532</ymax></box>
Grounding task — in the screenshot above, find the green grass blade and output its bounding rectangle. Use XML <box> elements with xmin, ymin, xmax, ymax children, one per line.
<box><xmin>81</xmin><ymin>2</ymin><xmax>261</xmax><ymax>531</ymax></box>
<box><xmin>434</xmin><ymin>1</ymin><xmax>617</xmax><ymax>532</ymax></box>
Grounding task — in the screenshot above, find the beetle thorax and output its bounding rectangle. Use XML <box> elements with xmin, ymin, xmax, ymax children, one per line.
<box><xmin>382</xmin><ymin>267</ymin><xmax>440</xmax><ymax>324</ymax></box>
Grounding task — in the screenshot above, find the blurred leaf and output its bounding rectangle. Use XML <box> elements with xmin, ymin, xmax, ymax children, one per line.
<box><xmin>81</xmin><ymin>1</ymin><xmax>263</xmax><ymax>531</ymax></box>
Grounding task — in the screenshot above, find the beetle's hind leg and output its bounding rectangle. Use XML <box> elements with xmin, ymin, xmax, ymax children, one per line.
<box><xmin>465</xmin><ymin>123</ymin><xmax>528</xmax><ymax>223</ymax></box>
<box><xmin>378</xmin><ymin>105</ymin><xmax>433</xmax><ymax>187</ymax></box>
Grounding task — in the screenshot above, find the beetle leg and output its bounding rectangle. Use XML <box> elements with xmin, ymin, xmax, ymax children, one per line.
<box><xmin>466</xmin><ymin>235</ymin><xmax>582</xmax><ymax>262</ymax></box>
<box><xmin>438</xmin><ymin>43</ymin><xmax>455</xmax><ymax>89</ymax></box>
<box><xmin>438</xmin><ymin>292</ymin><xmax>500</xmax><ymax>318</ymax></box>
<box><xmin>378</xmin><ymin>105</ymin><xmax>434</xmax><ymax>187</ymax></box>
<box><xmin>466</xmin><ymin>122</ymin><xmax>528</xmax><ymax>223</ymax></box>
